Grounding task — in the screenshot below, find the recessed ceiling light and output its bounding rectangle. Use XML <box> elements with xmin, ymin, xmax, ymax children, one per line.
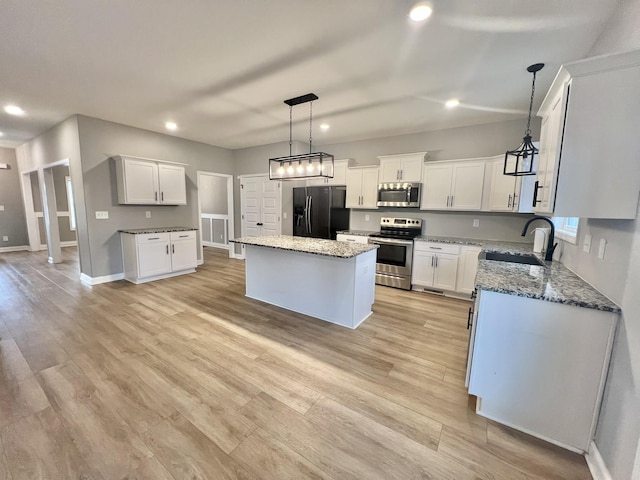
<box><xmin>320</xmin><ymin>124</ymin><xmax>330</xmax><ymax>131</ymax></box>
<box><xmin>0</xmin><ymin>132</ymin><xmax>4</xmax><ymax>137</ymax></box>
<box><xmin>445</xmin><ymin>98</ymin><xmax>460</xmax><ymax>109</ymax></box>
<box><xmin>409</xmin><ymin>2</ymin><xmax>433</xmax><ymax>22</ymax></box>
<box><xmin>165</xmin><ymin>121</ymin><xmax>178</xmax><ymax>131</ymax></box>
<box><xmin>4</xmin><ymin>105</ymin><xmax>25</xmax><ymax>116</ymax></box>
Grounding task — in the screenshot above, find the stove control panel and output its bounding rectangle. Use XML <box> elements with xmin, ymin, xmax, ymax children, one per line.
<box><xmin>380</xmin><ymin>217</ymin><xmax>422</xmax><ymax>229</ymax></box>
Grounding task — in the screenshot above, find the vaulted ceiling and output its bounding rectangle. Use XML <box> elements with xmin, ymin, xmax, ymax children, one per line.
<box><xmin>0</xmin><ymin>0</ymin><xmax>619</xmax><ymax>150</ymax></box>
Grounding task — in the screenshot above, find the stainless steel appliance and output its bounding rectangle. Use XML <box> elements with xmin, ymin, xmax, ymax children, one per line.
<box><xmin>293</xmin><ymin>186</ymin><xmax>350</xmax><ymax>240</ymax></box>
<box><xmin>377</xmin><ymin>182</ymin><xmax>421</xmax><ymax>207</ymax></box>
<box><xmin>368</xmin><ymin>217</ymin><xmax>423</xmax><ymax>290</ymax></box>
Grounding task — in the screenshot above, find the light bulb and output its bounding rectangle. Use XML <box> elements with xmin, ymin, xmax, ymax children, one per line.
<box><xmin>409</xmin><ymin>2</ymin><xmax>433</xmax><ymax>22</ymax></box>
<box><xmin>297</xmin><ymin>162</ymin><xmax>304</xmax><ymax>174</ymax></box>
<box><xmin>287</xmin><ymin>165</ymin><xmax>294</xmax><ymax>174</ymax></box>
<box><xmin>4</xmin><ymin>105</ymin><xmax>25</xmax><ymax>116</ymax></box>
<box><xmin>307</xmin><ymin>163</ymin><xmax>314</xmax><ymax>172</ymax></box>
<box><xmin>445</xmin><ymin>98</ymin><xmax>459</xmax><ymax>109</ymax></box>
<box><xmin>277</xmin><ymin>166</ymin><xmax>285</xmax><ymax>175</ymax></box>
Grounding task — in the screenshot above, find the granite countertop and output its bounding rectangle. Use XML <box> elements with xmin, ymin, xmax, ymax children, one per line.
<box><xmin>337</xmin><ymin>230</ymin><xmax>378</xmax><ymax>237</ymax></box>
<box><xmin>415</xmin><ymin>235</ymin><xmax>620</xmax><ymax>313</ymax></box>
<box><xmin>119</xmin><ymin>227</ymin><xmax>196</xmax><ymax>234</ymax></box>
<box><xmin>231</xmin><ymin>235</ymin><xmax>378</xmax><ymax>258</ymax></box>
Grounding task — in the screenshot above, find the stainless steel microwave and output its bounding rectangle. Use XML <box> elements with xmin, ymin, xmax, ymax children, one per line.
<box><xmin>377</xmin><ymin>182</ymin><xmax>421</xmax><ymax>207</ymax></box>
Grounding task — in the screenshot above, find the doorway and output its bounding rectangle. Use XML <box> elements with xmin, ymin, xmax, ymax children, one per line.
<box><xmin>238</xmin><ymin>174</ymin><xmax>282</xmax><ymax>258</ymax></box>
<box><xmin>197</xmin><ymin>171</ymin><xmax>234</xmax><ymax>260</ymax></box>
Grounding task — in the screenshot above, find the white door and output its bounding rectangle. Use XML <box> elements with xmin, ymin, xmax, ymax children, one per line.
<box><xmin>450</xmin><ymin>162</ymin><xmax>485</xmax><ymax>210</ymax></box>
<box><xmin>158</xmin><ymin>164</ymin><xmax>187</xmax><ymax>204</ymax></box>
<box><xmin>433</xmin><ymin>254</ymin><xmax>459</xmax><ymax>290</ymax></box>
<box><xmin>171</xmin><ymin>238</ymin><xmax>197</xmax><ymax>271</ymax></box>
<box><xmin>361</xmin><ymin>167</ymin><xmax>379</xmax><ymax>208</ymax></box>
<box><xmin>345</xmin><ymin>169</ymin><xmax>362</xmax><ymax>208</ymax></box>
<box><xmin>489</xmin><ymin>158</ymin><xmax>517</xmax><ymax>211</ymax></box>
<box><xmin>411</xmin><ymin>251</ymin><xmax>436</xmax><ymax>287</ymax></box>
<box><xmin>379</xmin><ymin>159</ymin><xmax>402</xmax><ymax>183</ymax></box>
<box><xmin>124</xmin><ymin>159</ymin><xmax>159</xmax><ymax>204</ymax></box>
<box><xmin>400</xmin><ymin>157</ymin><xmax>423</xmax><ymax>182</ymax></box>
<box><xmin>241</xmin><ymin>175</ymin><xmax>281</xmax><ymax>238</ymax></box>
<box><xmin>421</xmin><ymin>164</ymin><xmax>452</xmax><ymax>209</ymax></box>
<box><xmin>137</xmin><ymin>240</ymin><xmax>171</xmax><ymax>277</ymax></box>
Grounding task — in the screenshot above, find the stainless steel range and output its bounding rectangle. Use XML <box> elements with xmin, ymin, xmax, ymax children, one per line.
<box><xmin>368</xmin><ymin>217</ymin><xmax>423</xmax><ymax>290</ymax></box>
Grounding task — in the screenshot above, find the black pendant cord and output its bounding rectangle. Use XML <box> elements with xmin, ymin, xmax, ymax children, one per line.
<box><xmin>309</xmin><ymin>101</ymin><xmax>313</xmax><ymax>154</ymax></box>
<box><xmin>289</xmin><ymin>105</ymin><xmax>293</xmax><ymax>157</ymax></box>
<box><xmin>525</xmin><ymin>71</ymin><xmax>537</xmax><ymax>136</ymax></box>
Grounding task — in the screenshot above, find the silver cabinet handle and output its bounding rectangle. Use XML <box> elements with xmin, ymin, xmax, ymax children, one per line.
<box><xmin>165</xmin><ymin>245</ymin><xmax>168</xmax><ymax>254</ymax></box>
<box><xmin>429</xmin><ymin>246</ymin><xmax>442</xmax><ymax>250</ymax></box>
<box><xmin>435</xmin><ymin>256</ymin><xmax>438</xmax><ymax>268</ymax></box>
<box><xmin>513</xmin><ymin>193</ymin><xmax>519</xmax><ymax>210</ymax></box>
<box><xmin>431</xmin><ymin>256</ymin><xmax>434</xmax><ymax>267</ymax></box>
<box><xmin>161</xmin><ymin>191</ymin><xmax>164</xmax><ymax>202</ymax></box>
<box><xmin>172</xmin><ymin>244</ymin><xmax>175</xmax><ymax>254</ymax></box>
<box><xmin>446</xmin><ymin>195</ymin><xmax>450</xmax><ymax>207</ymax></box>
<box><xmin>179</xmin><ymin>234</ymin><xmax>188</xmax><ymax>238</ymax></box>
<box><xmin>155</xmin><ymin>192</ymin><xmax>158</xmax><ymax>202</ymax></box>
<box><xmin>148</xmin><ymin>237</ymin><xmax>160</xmax><ymax>240</ymax></box>
<box><xmin>508</xmin><ymin>194</ymin><xmax>512</xmax><ymax>208</ymax></box>
<box><xmin>450</xmin><ymin>195</ymin><xmax>454</xmax><ymax>207</ymax></box>
<box><xmin>400</xmin><ymin>169</ymin><xmax>403</xmax><ymax>180</ymax></box>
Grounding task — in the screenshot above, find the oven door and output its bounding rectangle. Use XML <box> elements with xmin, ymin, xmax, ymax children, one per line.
<box><xmin>368</xmin><ymin>237</ymin><xmax>413</xmax><ymax>276</ymax></box>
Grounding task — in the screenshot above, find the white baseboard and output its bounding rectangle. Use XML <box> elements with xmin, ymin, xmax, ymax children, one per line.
<box><xmin>61</xmin><ymin>241</ymin><xmax>77</xmax><ymax>247</ymax></box>
<box><xmin>80</xmin><ymin>272</ymin><xmax>125</xmax><ymax>286</ymax></box>
<box><xmin>586</xmin><ymin>441</ymin><xmax>612</xmax><ymax>480</ymax></box>
<box><xmin>0</xmin><ymin>245</ymin><xmax>29</xmax><ymax>253</ymax></box>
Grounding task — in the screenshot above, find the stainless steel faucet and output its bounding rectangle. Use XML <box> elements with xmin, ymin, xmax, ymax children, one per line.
<box><xmin>521</xmin><ymin>216</ymin><xmax>557</xmax><ymax>261</ymax></box>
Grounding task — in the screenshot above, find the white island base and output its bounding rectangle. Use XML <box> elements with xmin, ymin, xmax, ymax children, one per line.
<box><xmin>244</xmin><ymin>245</ymin><xmax>376</xmax><ymax>328</ymax></box>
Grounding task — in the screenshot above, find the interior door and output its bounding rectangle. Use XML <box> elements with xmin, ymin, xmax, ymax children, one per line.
<box><xmin>260</xmin><ymin>179</ymin><xmax>281</xmax><ymax>236</ymax></box>
<box><xmin>241</xmin><ymin>175</ymin><xmax>281</xmax><ymax>238</ymax></box>
<box><xmin>241</xmin><ymin>177</ymin><xmax>261</xmax><ymax>237</ymax></box>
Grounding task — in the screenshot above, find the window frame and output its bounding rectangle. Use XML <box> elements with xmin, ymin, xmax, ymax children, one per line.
<box><xmin>554</xmin><ymin>216</ymin><xmax>579</xmax><ymax>244</ymax></box>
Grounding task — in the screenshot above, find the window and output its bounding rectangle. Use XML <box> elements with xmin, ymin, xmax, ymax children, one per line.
<box><xmin>554</xmin><ymin>217</ymin><xmax>579</xmax><ymax>244</ymax></box>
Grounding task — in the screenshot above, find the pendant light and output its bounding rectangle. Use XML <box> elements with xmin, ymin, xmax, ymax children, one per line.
<box><xmin>269</xmin><ymin>93</ymin><xmax>335</xmax><ymax>181</ymax></box>
<box><xmin>504</xmin><ymin>63</ymin><xmax>544</xmax><ymax>176</ymax></box>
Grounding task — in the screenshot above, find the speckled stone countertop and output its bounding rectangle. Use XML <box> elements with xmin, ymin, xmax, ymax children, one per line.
<box><xmin>118</xmin><ymin>227</ymin><xmax>196</xmax><ymax>234</ymax></box>
<box><xmin>231</xmin><ymin>235</ymin><xmax>378</xmax><ymax>258</ymax></box>
<box><xmin>336</xmin><ymin>230</ymin><xmax>378</xmax><ymax>237</ymax></box>
<box><xmin>416</xmin><ymin>235</ymin><xmax>620</xmax><ymax>313</ymax></box>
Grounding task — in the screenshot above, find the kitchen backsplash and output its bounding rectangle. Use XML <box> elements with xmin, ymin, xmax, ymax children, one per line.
<box><xmin>350</xmin><ymin>209</ymin><xmax>534</xmax><ymax>243</ymax></box>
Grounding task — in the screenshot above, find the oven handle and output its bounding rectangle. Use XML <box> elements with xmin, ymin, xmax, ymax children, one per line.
<box><xmin>369</xmin><ymin>238</ymin><xmax>414</xmax><ymax>246</ymax></box>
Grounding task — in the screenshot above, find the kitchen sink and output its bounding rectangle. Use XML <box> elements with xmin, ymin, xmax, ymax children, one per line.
<box><xmin>483</xmin><ymin>252</ymin><xmax>544</xmax><ymax>266</ymax></box>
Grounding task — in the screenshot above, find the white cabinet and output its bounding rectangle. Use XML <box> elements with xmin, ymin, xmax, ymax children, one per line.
<box><xmin>487</xmin><ymin>156</ymin><xmax>535</xmax><ymax>213</ymax></box>
<box><xmin>121</xmin><ymin>230</ymin><xmax>197</xmax><ymax>284</ymax></box>
<box><xmin>115</xmin><ymin>155</ymin><xmax>187</xmax><ymax>205</ymax></box>
<box><xmin>336</xmin><ymin>233</ymin><xmax>370</xmax><ymax>244</ymax></box>
<box><xmin>307</xmin><ymin>159</ymin><xmax>350</xmax><ymax>186</ymax></box>
<box><xmin>456</xmin><ymin>246</ymin><xmax>482</xmax><ymax>295</ymax></box>
<box><xmin>412</xmin><ymin>242</ymin><xmax>459</xmax><ymax>291</ymax></box>
<box><xmin>346</xmin><ymin>166</ymin><xmax>378</xmax><ymax>209</ymax></box>
<box><xmin>421</xmin><ymin>160</ymin><xmax>485</xmax><ymax>211</ymax></box>
<box><xmin>377</xmin><ymin>152</ymin><xmax>426</xmax><ymax>183</ymax></box>
<box><xmin>534</xmin><ymin>50</ymin><xmax>640</xmax><ymax>219</ymax></box>
<box><xmin>468</xmin><ymin>290</ymin><xmax>617</xmax><ymax>452</ymax></box>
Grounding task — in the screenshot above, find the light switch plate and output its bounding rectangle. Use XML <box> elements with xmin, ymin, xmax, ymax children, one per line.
<box><xmin>365</xmin><ymin>214</ymin><xmax>370</xmax><ymax>222</ymax></box>
<box><xmin>283</xmin><ymin>212</ymin><xmax>287</xmax><ymax>219</ymax></box>
<box><xmin>598</xmin><ymin>239</ymin><xmax>607</xmax><ymax>260</ymax></box>
<box><xmin>0</xmin><ymin>205</ymin><xmax>4</xmax><ymax>211</ymax></box>
<box><xmin>2</xmin><ymin>236</ymin><xmax>8</xmax><ymax>242</ymax></box>
<box><xmin>145</xmin><ymin>211</ymin><xmax>151</xmax><ymax>219</ymax></box>
<box><xmin>95</xmin><ymin>211</ymin><xmax>109</xmax><ymax>220</ymax></box>
<box><xmin>473</xmin><ymin>219</ymin><xmax>480</xmax><ymax>227</ymax></box>
<box><xmin>583</xmin><ymin>234</ymin><xmax>592</xmax><ymax>253</ymax></box>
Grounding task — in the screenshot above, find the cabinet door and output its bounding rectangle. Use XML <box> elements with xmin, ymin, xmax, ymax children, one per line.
<box><xmin>489</xmin><ymin>158</ymin><xmax>517</xmax><ymax>211</ymax></box>
<box><xmin>361</xmin><ymin>168</ymin><xmax>379</xmax><ymax>208</ymax></box>
<box><xmin>158</xmin><ymin>164</ymin><xmax>187</xmax><ymax>205</ymax></box>
<box><xmin>379</xmin><ymin>159</ymin><xmax>402</xmax><ymax>183</ymax></box>
<box><xmin>171</xmin><ymin>238</ymin><xmax>197</xmax><ymax>271</ymax></box>
<box><xmin>330</xmin><ymin>159</ymin><xmax>349</xmax><ymax>185</ymax></box>
<box><xmin>411</xmin><ymin>251</ymin><xmax>435</xmax><ymax>287</ymax></box>
<box><xmin>433</xmin><ymin>253</ymin><xmax>458</xmax><ymax>290</ymax></box>
<box><xmin>450</xmin><ymin>162</ymin><xmax>485</xmax><ymax>210</ymax></box>
<box><xmin>456</xmin><ymin>247</ymin><xmax>481</xmax><ymax>294</ymax></box>
<box><xmin>123</xmin><ymin>159</ymin><xmax>159</xmax><ymax>204</ymax></box>
<box><xmin>400</xmin><ymin>157</ymin><xmax>423</xmax><ymax>182</ymax></box>
<box><xmin>306</xmin><ymin>177</ymin><xmax>327</xmax><ymax>186</ymax></box>
<box><xmin>345</xmin><ymin>169</ymin><xmax>362</xmax><ymax>208</ymax></box>
<box><xmin>137</xmin><ymin>241</ymin><xmax>171</xmax><ymax>277</ymax></box>
<box><xmin>421</xmin><ymin>164</ymin><xmax>452</xmax><ymax>210</ymax></box>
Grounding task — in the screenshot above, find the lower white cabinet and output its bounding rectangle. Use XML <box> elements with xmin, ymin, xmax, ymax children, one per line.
<box><xmin>412</xmin><ymin>242</ymin><xmax>459</xmax><ymax>291</ymax></box>
<box><xmin>468</xmin><ymin>290</ymin><xmax>617</xmax><ymax>453</ymax></box>
<box><xmin>121</xmin><ymin>230</ymin><xmax>197</xmax><ymax>284</ymax></box>
<box><xmin>456</xmin><ymin>246</ymin><xmax>482</xmax><ymax>294</ymax></box>
<box><xmin>336</xmin><ymin>233</ymin><xmax>370</xmax><ymax>244</ymax></box>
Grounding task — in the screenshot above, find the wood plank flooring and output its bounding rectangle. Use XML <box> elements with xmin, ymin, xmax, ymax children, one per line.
<box><xmin>0</xmin><ymin>246</ymin><xmax>592</xmax><ymax>479</ymax></box>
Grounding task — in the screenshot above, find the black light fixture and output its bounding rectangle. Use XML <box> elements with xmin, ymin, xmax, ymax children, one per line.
<box><xmin>504</xmin><ymin>63</ymin><xmax>544</xmax><ymax>176</ymax></box>
<box><xmin>269</xmin><ymin>93</ymin><xmax>334</xmax><ymax>181</ymax></box>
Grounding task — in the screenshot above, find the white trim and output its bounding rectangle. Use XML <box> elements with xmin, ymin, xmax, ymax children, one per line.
<box><xmin>586</xmin><ymin>441</ymin><xmax>613</xmax><ymax>480</ymax></box>
<box><xmin>197</xmin><ymin>171</ymin><xmax>235</xmax><ymax>261</ymax></box>
<box><xmin>61</xmin><ymin>241</ymin><xmax>78</xmax><ymax>247</ymax></box>
<box><xmin>0</xmin><ymin>245</ymin><xmax>30</xmax><ymax>253</ymax></box>
<box><xmin>80</xmin><ymin>272</ymin><xmax>125</xmax><ymax>285</ymax></box>
<box><xmin>112</xmin><ymin>154</ymin><xmax>187</xmax><ymax>166</ymax></box>
<box><xmin>20</xmin><ymin>170</ymin><xmax>41</xmax><ymax>252</ymax></box>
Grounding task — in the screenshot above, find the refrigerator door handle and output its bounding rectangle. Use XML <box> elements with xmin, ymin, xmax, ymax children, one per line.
<box><xmin>308</xmin><ymin>196</ymin><xmax>312</xmax><ymax>234</ymax></box>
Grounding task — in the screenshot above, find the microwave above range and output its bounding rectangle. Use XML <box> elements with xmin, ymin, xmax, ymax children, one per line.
<box><xmin>377</xmin><ymin>182</ymin><xmax>421</xmax><ymax>208</ymax></box>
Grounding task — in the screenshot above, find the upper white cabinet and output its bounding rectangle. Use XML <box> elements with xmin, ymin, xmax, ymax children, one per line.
<box><xmin>307</xmin><ymin>159</ymin><xmax>350</xmax><ymax>186</ymax></box>
<box><xmin>534</xmin><ymin>49</ymin><xmax>640</xmax><ymax>219</ymax></box>
<box><xmin>486</xmin><ymin>156</ymin><xmax>535</xmax><ymax>213</ymax></box>
<box><xmin>377</xmin><ymin>152</ymin><xmax>426</xmax><ymax>183</ymax></box>
<box><xmin>346</xmin><ymin>166</ymin><xmax>379</xmax><ymax>209</ymax></box>
<box><xmin>115</xmin><ymin>155</ymin><xmax>187</xmax><ymax>205</ymax></box>
<box><xmin>421</xmin><ymin>159</ymin><xmax>485</xmax><ymax>211</ymax></box>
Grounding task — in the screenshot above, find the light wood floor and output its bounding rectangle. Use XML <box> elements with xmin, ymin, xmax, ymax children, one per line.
<box><xmin>0</xmin><ymin>246</ymin><xmax>592</xmax><ymax>479</ymax></box>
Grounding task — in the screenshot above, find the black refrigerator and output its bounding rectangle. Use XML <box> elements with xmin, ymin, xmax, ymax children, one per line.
<box><xmin>293</xmin><ymin>186</ymin><xmax>350</xmax><ymax>240</ymax></box>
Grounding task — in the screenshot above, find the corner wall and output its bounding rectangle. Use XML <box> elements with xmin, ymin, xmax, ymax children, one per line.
<box><xmin>0</xmin><ymin>148</ymin><xmax>28</xmax><ymax>248</ymax></box>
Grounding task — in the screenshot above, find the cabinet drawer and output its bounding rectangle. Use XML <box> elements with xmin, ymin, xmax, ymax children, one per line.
<box><xmin>336</xmin><ymin>234</ymin><xmax>369</xmax><ymax>244</ymax></box>
<box><xmin>136</xmin><ymin>232</ymin><xmax>170</xmax><ymax>244</ymax></box>
<box><xmin>170</xmin><ymin>230</ymin><xmax>196</xmax><ymax>241</ymax></box>
<box><xmin>414</xmin><ymin>242</ymin><xmax>460</xmax><ymax>254</ymax></box>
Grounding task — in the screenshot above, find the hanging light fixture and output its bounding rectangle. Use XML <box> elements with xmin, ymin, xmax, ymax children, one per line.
<box><xmin>504</xmin><ymin>63</ymin><xmax>544</xmax><ymax>176</ymax></box>
<box><xmin>269</xmin><ymin>93</ymin><xmax>334</xmax><ymax>181</ymax></box>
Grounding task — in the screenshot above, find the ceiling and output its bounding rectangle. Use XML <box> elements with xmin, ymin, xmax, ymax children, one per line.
<box><xmin>0</xmin><ymin>0</ymin><xmax>619</xmax><ymax>150</ymax></box>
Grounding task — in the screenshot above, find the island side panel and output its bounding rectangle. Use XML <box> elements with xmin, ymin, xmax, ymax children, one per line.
<box><xmin>351</xmin><ymin>249</ymin><xmax>377</xmax><ymax>328</ymax></box>
<box><xmin>244</xmin><ymin>245</ymin><xmax>374</xmax><ymax>328</ymax></box>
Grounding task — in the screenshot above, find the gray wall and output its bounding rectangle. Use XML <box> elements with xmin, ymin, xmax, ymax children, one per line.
<box><xmin>0</xmin><ymin>148</ymin><xmax>29</xmax><ymax>247</ymax></box>
<box><xmin>562</xmin><ymin>2</ymin><xmax>640</xmax><ymax>478</ymax></box>
<box><xmin>200</xmin><ymin>175</ymin><xmax>228</xmax><ymax>215</ymax></box>
<box><xmin>76</xmin><ymin>115</ymin><xmax>234</xmax><ymax>277</ymax></box>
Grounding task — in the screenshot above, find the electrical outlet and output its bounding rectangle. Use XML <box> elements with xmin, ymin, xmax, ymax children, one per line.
<box><xmin>95</xmin><ymin>211</ymin><xmax>109</xmax><ymax>220</ymax></box>
<box><xmin>283</xmin><ymin>212</ymin><xmax>287</xmax><ymax>219</ymax></box>
<box><xmin>145</xmin><ymin>211</ymin><xmax>151</xmax><ymax>218</ymax></box>
<box><xmin>597</xmin><ymin>239</ymin><xmax>607</xmax><ymax>260</ymax></box>
<box><xmin>365</xmin><ymin>214</ymin><xmax>370</xmax><ymax>222</ymax></box>
<box><xmin>583</xmin><ymin>234</ymin><xmax>592</xmax><ymax>253</ymax></box>
<box><xmin>0</xmin><ymin>205</ymin><xmax>4</xmax><ymax>211</ymax></box>
<box><xmin>2</xmin><ymin>236</ymin><xmax>7</xmax><ymax>242</ymax></box>
<box><xmin>473</xmin><ymin>219</ymin><xmax>479</xmax><ymax>227</ymax></box>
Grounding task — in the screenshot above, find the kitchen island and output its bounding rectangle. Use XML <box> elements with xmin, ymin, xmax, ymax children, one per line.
<box><xmin>231</xmin><ymin>235</ymin><xmax>378</xmax><ymax>328</ymax></box>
